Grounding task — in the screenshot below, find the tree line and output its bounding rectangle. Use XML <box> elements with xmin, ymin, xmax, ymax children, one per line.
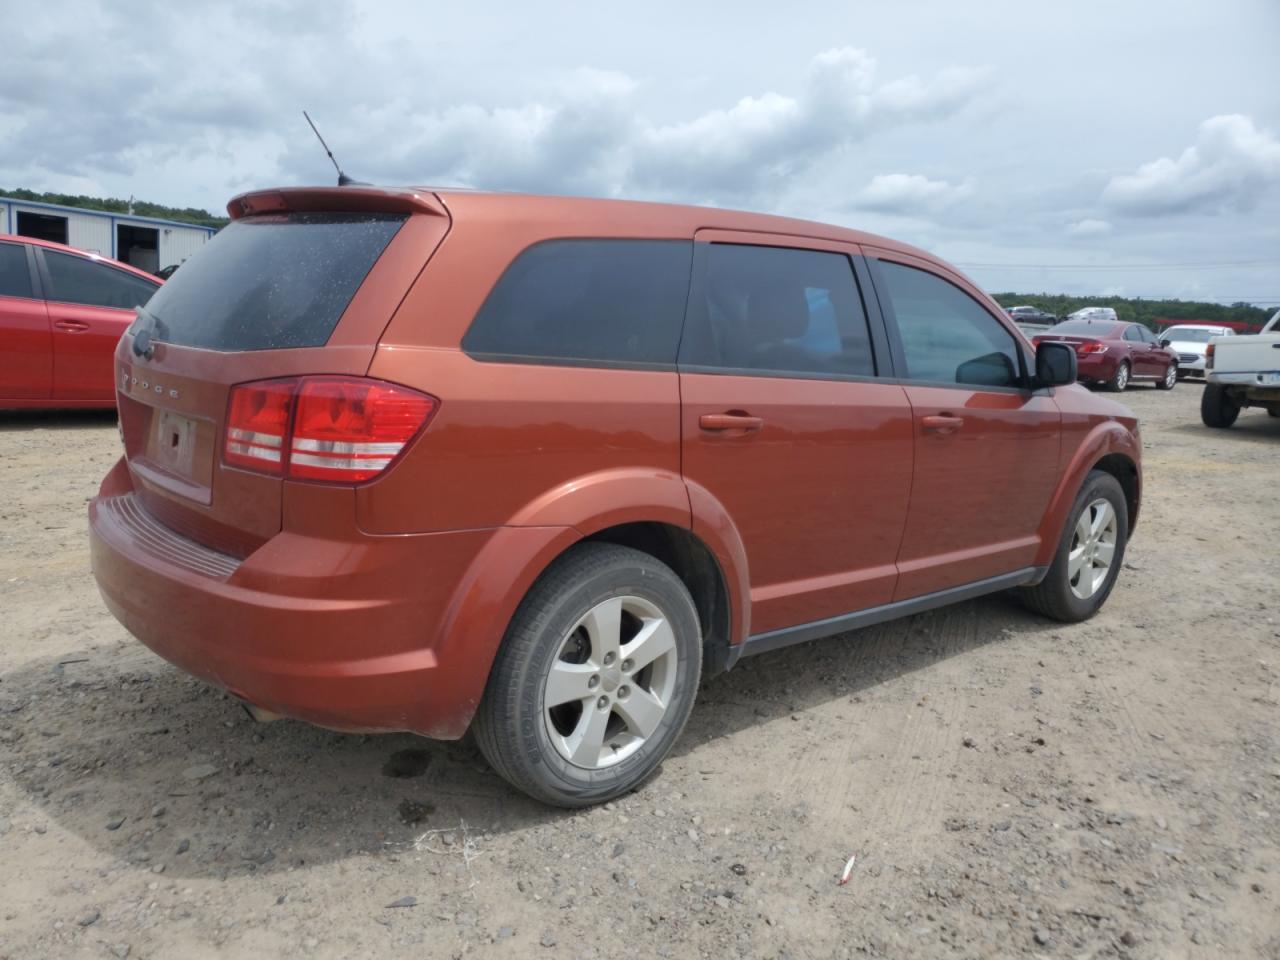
<box><xmin>991</xmin><ymin>292</ymin><xmax>1273</xmax><ymax>331</ymax></box>
<box><xmin>2</xmin><ymin>188</ymin><xmax>229</xmax><ymax>229</ymax></box>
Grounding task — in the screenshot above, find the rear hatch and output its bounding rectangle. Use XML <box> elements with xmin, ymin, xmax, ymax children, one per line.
<box><xmin>114</xmin><ymin>187</ymin><xmax>450</xmax><ymax>557</ymax></box>
<box><xmin>1210</xmin><ymin>332</ymin><xmax>1280</xmax><ymax>377</ymax></box>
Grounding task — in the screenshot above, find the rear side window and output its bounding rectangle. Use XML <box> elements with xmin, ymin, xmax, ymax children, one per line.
<box><xmin>874</xmin><ymin>260</ymin><xmax>1022</xmax><ymax>388</ymax></box>
<box><xmin>0</xmin><ymin>242</ymin><xmax>32</xmax><ymax>299</ymax></box>
<box><xmin>44</xmin><ymin>251</ymin><xmax>156</xmax><ymax>309</ymax></box>
<box><xmin>143</xmin><ymin>212</ymin><xmax>405</xmax><ymax>351</ymax></box>
<box><xmin>680</xmin><ymin>243</ymin><xmax>876</xmax><ymax>378</ymax></box>
<box><xmin>463</xmin><ymin>240</ymin><xmax>693</xmax><ymax>367</ymax></box>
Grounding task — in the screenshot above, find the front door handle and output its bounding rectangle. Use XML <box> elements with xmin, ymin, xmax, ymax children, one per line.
<box><xmin>699</xmin><ymin>413</ymin><xmax>764</xmax><ymax>433</ymax></box>
<box><xmin>53</xmin><ymin>319</ymin><xmax>91</xmax><ymax>333</ymax></box>
<box><xmin>921</xmin><ymin>414</ymin><xmax>964</xmax><ymax>435</ymax></box>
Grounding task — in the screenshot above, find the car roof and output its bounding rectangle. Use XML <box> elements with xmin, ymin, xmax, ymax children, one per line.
<box><xmin>0</xmin><ymin>233</ymin><xmax>162</xmax><ymax>284</ymax></box>
<box><xmin>227</xmin><ymin>184</ymin><xmax>955</xmax><ymax>276</ymax></box>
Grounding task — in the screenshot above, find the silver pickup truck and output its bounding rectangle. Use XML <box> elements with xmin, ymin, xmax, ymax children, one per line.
<box><xmin>1201</xmin><ymin>309</ymin><xmax>1280</xmax><ymax>428</ymax></box>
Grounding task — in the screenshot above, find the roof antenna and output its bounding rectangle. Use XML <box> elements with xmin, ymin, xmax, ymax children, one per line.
<box><xmin>303</xmin><ymin>110</ymin><xmax>366</xmax><ymax>186</ymax></box>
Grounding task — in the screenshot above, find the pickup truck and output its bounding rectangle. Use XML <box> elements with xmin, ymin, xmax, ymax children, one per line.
<box><xmin>1201</xmin><ymin>309</ymin><xmax>1280</xmax><ymax>427</ymax></box>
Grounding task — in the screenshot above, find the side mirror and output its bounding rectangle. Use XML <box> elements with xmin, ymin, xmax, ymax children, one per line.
<box><xmin>1035</xmin><ymin>341</ymin><xmax>1077</xmax><ymax>388</ymax></box>
<box><xmin>1159</xmin><ymin>338</ymin><xmax>1171</xmax><ymax>347</ymax></box>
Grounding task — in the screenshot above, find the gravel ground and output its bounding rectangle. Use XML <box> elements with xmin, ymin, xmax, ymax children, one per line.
<box><xmin>1</xmin><ymin>383</ymin><xmax>1277</xmax><ymax>960</ymax></box>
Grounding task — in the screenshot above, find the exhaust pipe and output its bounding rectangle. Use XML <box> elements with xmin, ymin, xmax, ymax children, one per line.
<box><xmin>239</xmin><ymin>700</ymin><xmax>283</xmax><ymax>724</ymax></box>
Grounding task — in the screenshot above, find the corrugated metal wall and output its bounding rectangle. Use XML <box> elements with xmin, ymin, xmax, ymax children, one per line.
<box><xmin>157</xmin><ymin>224</ymin><xmax>211</xmax><ymax>268</ymax></box>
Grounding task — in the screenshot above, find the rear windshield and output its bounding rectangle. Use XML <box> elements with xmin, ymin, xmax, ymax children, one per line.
<box><xmin>1047</xmin><ymin>320</ymin><xmax>1119</xmax><ymax>337</ymax></box>
<box><xmin>142</xmin><ymin>212</ymin><xmax>405</xmax><ymax>351</ymax></box>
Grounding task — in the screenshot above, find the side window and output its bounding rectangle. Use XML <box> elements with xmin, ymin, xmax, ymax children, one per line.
<box><xmin>1123</xmin><ymin>326</ymin><xmax>1141</xmax><ymax>342</ymax></box>
<box><xmin>0</xmin><ymin>242</ymin><xmax>33</xmax><ymax>299</ymax></box>
<box><xmin>462</xmin><ymin>239</ymin><xmax>692</xmax><ymax>366</ymax></box>
<box><xmin>680</xmin><ymin>243</ymin><xmax>875</xmax><ymax>378</ymax></box>
<box><xmin>43</xmin><ymin>251</ymin><xmax>157</xmax><ymax>310</ymax></box>
<box><xmin>874</xmin><ymin>260</ymin><xmax>1022</xmax><ymax>388</ymax></box>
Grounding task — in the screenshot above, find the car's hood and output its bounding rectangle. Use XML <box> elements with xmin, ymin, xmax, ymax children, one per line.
<box><xmin>1168</xmin><ymin>340</ymin><xmax>1209</xmax><ymax>353</ymax></box>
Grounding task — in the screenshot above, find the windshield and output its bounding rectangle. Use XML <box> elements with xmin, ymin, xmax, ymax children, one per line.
<box><xmin>1046</xmin><ymin>320</ymin><xmax>1117</xmax><ymax>337</ymax></box>
<box><xmin>1164</xmin><ymin>328</ymin><xmax>1217</xmax><ymax>343</ymax></box>
<box><xmin>142</xmin><ymin>212</ymin><xmax>406</xmax><ymax>351</ymax></box>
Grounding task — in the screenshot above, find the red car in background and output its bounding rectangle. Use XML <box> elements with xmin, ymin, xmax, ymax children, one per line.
<box><xmin>1034</xmin><ymin>319</ymin><xmax>1179</xmax><ymax>392</ymax></box>
<box><xmin>0</xmin><ymin>234</ymin><xmax>162</xmax><ymax>409</ymax></box>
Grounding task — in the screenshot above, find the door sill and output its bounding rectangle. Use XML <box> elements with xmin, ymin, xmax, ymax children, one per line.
<box><xmin>728</xmin><ymin>566</ymin><xmax>1046</xmax><ymax>667</ymax></box>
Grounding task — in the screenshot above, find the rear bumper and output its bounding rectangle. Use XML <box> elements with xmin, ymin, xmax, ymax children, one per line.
<box><xmin>88</xmin><ymin>465</ymin><xmax>566</xmax><ymax>738</ymax></box>
<box><xmin>1075</xmin><ymin>353</ymin><xmax>1117</xmax><ymax>381</ymax></box>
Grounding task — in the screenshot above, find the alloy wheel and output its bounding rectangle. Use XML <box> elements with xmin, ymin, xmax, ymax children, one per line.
<box><xmin>1115</xmin><ymin>364</ymin><xmax>1129</xmax><ymax>390</ymax></box>
<box><xmin>1068</xmin><ymin>498</ymin><xmax>1118</xmax><ymax>600</ymax></box>
<box><xmin>1164</xmin><ymin>365</ymin><xmax>1177</xmax><ymax>388</ymax></box>
<box><xmin>543</xmin><ymin>595</ymin><xmax>678</xmax><ymax>770</ymax></box>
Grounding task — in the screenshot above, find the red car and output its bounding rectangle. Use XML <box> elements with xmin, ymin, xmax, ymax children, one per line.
<box><xmin>1034</xmin><ymin>319</ymin><xmax>1179</xmax><ymax>392</ymax></box>
<box><xmin>0</xmin><ymin>234</ymin><xmax>162</xmax><ymax>408</ymax></box>
<box><xmin>89</xmin><ymin>186</ymin><xmax>1141</xmax><ymax>806</ymax></box>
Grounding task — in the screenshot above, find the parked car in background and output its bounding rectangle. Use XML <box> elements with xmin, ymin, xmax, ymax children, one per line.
<box><xmin>89</xmin><ymin>185</ymin><xmax>1142</xmax><ymax>807</ymax></box>
<box><xmin>1201</xmin><ymin>309</ymin><xmax>1280</xmax><ymax>427</ymax></box>
<box><xmin>1065</xmin><ymin>307</ymin><xmax>1119</xmax><ymax>324</ymax></box>
<box><xmin>1160</xmin><ymin>323</ymin><xmax>1235</xmax><ymax>378</ymax></box>
<box><xmin>0</xmin><ymin>234</ymin><xmax>162</xmax><ymax>408</ymax></box>
<box><xmin>1006</xmin><ymin>305</ymin><xmax>1058</xmax><ymax>325</ymax></box>
<box><xmin>1035</xmin><ymin>319</ymin><xmax>1179</xmax><ymax>392</ymax></box>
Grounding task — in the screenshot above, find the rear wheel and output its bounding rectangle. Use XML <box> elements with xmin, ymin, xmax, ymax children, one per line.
<box><xmin>472</xmin><ymin>543</ymin><xmax>702</xmax><ymax>807</ymax></box>
<box><xmin>1106</xmin><ymin>361</ymin><xmax>1130</xmax><ymax>393</ymax></box>
<box><xmin>1020</xmin><ymin>470</ymin><xmax>1128</xmax><ymax>623</ymax></box>
<box><xmin>1201</xmin><ymin>383</ymin><xmax>1241</xmax><ymax>428</ymax></box>
<box><xmin>1156</xmin><ymin>363</ymin><xmax>1177</xmax><ymax>390</ymax></box>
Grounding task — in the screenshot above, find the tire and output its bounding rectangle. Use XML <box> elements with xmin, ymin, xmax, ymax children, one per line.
<box><xmin>1019</xmin><ymin>470</ymin><xmax>1128</xmax><ymax>623</ymax></box>
<box><xmin>472</xmin><ymin>542</ymin><xmax>702</xmax><ymax>807</ymax></box>
<box><xmin>1105</xmin><ymin>361</ymin><xmax>1130</xmax><ymax>393</ymax></box>
<box><xmin>1201</xmin><ymin>383</ymin><xmax>1241</xmax><ymax>428</ymax></box>
<box><xmin>1156</xmin><ymin>363</ymin><xmax>1177</xmax><ymax>390</ymax></box>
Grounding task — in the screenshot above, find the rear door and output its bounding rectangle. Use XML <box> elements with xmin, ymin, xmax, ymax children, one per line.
<box><xmin>0</xmin><ymin>240</ymin><xmax>51</xmax><ymax>401</ymax></box>
<box><xmin>679</xmin><ymin>231</ymin><xmax>913</xmax><ymax>636</ymax></box>
<box><xmin>112</xmin><ymin>199</ymin><xmax>449</xmax><ymax>556</ymax></box>
<box><xmin>865</xmin><ymin>250</ymin><xmax>1061</xmax><ymax>600</ymax></box>
<box><xmin>35</xmin><ymin>248</ymin><xmax>159</xmax><ymax>402</ymax></box>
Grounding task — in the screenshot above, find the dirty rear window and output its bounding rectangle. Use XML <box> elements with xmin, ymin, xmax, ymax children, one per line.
<box><xmin>142</xmin><ymin>212</ymin><xmax>405</xmax><ymax>351</ymax></box>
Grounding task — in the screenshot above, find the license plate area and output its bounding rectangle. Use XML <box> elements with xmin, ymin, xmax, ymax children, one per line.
<box><xmin>132</xmin><ymin>406</ymin><xmax>217</xmax><ymax>504</ymax></box>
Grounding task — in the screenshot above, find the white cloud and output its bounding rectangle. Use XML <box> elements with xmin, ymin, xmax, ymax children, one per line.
<box><xmin>1102</xmin><ymin>114</ymin><xmax>1280</xmax><ymax>216</ymax></box>
<box><xmin>854</xmin><ymin>173</ymin><xmax>975</xmax><ymax>214</ymax></box>
<box><xmin>1066</xmin><ymin>218</ymin><xmax>1113</xmax><ymax>236</ymax></box>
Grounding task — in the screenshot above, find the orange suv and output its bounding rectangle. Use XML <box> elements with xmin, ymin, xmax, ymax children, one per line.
<box><xmin>89</xmin><ymin>187</ymin><xmax>1141</xmax><ymax>806</ymax></box>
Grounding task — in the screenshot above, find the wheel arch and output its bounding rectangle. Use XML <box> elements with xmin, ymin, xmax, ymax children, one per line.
<box><xmin>1034</xmin><ymin>424</ymin><xmax>1141</xmax><ymax>567</ymax></box>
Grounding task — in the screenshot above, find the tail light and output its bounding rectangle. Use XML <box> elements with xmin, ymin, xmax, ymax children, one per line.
<box><xmin>1206</xmin><ymin>343</ymin><xmax>1215</xmax><ymax>369</ymax></box>
<box><xmin>224</xmin><ymin>377</ymin><xmax>438</xmax><ymax>483</ymax></box>
<box><xmin>1077</xmin><ymin>342</ymin><xmax>1107</xmax><ymax>355</ymax></box>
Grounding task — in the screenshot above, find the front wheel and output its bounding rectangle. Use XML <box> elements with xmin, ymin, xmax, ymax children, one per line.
<box><xmin>1201</xmin><ymin>383</ymin><xmax>1241</xmax><ymax>428</ymax></box>
<box><xmin>1020</xmin><ymin>470</ymin><xmax>1128</xmax><ymax>623</ymax></box>
<box><xmin>472</xmin><ymin>543</ymin><xmax>702</xmax><ymax>807</ymax></box>
<box><xmin>1106</xmin><ymin>361</ymin><xmax>1130</xmax><ymax>393</ymax></box>
<box><xmin>1156</xmin><ymin>363</ymin><xmax>1177</xmax><ymax>390</ymax></box>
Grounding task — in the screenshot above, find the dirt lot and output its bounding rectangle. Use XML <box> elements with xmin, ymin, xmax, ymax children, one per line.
<box><xmin>1</xmin><ymin>383</ymin><xmax>1277</xmax><ymax>960</ymax></box>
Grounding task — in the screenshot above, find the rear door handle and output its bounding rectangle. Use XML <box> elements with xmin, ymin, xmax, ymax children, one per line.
<box><xmin>921</xmin><ymin>414</ymin><xmax>964</xmax><ymax>435</ymax></box>
<box><xmin>699</xmin><ymin>413</ymin><xmax>764</xmax><ymax>433</ymax></box>
<box><xmin>53</xmin><ymin>319</ymin><xmax>91</xmax><ymax>333</ymax></box>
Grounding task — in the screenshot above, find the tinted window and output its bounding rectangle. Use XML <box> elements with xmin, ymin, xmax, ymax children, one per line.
<box><xmin>680</xmin><ymin>244</ymin><xmax>875</xmax><ymax>378</ymax></box>
<box><xmin>463</xmin><ymin>240</ymin><xmax>692</xmax><ymax>366</ymax></box>
<box><xmin>1123</xmin><ymin>326</ymin><xmax>1141</xmax><ymax>342</ymax></box>
<box><xmin>44</xmin><ymin>251</ymin><xmax>157</xmax><ymax>309</ymax></box>
<box><xmin>0</xmin><ymin>242</ymin><xmax>32</xmax><ymax>299</ymax></box>
<box><xmin>143</xmin><ymin>213</ymin><xmax>404</xmax><ymax>351</ymax></box>
<box><xmin>875</xmin><ymin>260</ymin><xmax>1022</xmax><ymax>388</ymax></box>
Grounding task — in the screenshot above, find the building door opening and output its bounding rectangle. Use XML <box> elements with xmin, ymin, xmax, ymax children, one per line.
<box><xmin>116</xmin><ymin>224</ymin><xmax>160</xmax><ymax>274</ymax></box>
<box><xmin>16</xmin><ymin>211</ymin><xmax>68</xmax><ymax>245</ymax></box>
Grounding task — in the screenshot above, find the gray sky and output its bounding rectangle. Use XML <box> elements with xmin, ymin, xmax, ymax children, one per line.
<box><xmin>5</xmin><ymin>0</ymin><xmax>1279</xmax><ymax>304</ymax></box>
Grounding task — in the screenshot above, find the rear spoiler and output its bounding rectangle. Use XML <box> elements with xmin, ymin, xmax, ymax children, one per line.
<box><xmin>227</xmin><ymin>187</ymin><xmax>448</xmax><ymax>220</ymax></box>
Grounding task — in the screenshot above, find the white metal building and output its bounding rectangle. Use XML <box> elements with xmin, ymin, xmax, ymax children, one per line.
<box><xmin>0</xmin><ymin>196</ymin><xmax>216</xmax><ymax>274</ymax></box>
